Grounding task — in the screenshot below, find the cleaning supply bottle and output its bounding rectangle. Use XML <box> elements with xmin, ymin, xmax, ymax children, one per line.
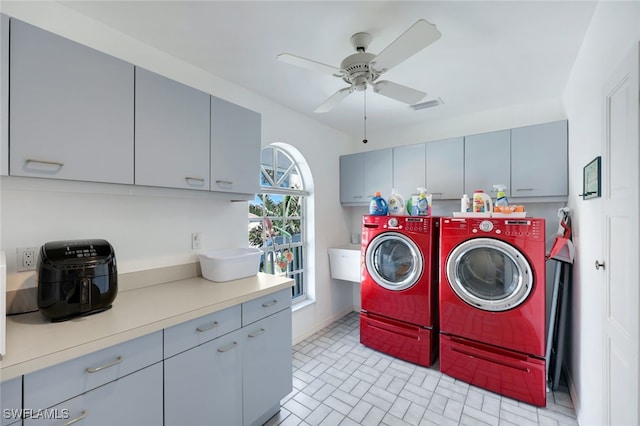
<box><xmin>417</xmin><ymin>190</ymin><xmax>429</xmax><ymax>216</ymax></box>
<box><xmin>472</xmin><ymin>190</ymin><xmax>493</xmax><ymax>213</ymax></box>
<box><xmin>388</xmin><ymin>189</ymin><xmax>406</xmax><ymax>216</ymax></box>
<box><xmin>460</xmin><ymin>194</ymin><xmax>470</xmax><ymax>212</ymax></box>
<box><xmin>369</xmin><ymin>192</ymin><xmax>388</xmax><ymax>216</ymax></box>
<box><xmin>493</xmin><ymin>184</ymin><xmax>509</xmax><ymax>207</ymax></box>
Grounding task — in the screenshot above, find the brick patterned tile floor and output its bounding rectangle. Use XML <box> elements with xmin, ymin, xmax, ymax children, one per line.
<box><xmin>267</xmin><ymin>312</ymin><xmax>578</xmax><ymax>426</ymax></box>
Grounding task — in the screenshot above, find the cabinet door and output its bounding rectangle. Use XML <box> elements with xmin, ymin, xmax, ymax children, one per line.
<box><xmin>511</xmin><ymin>120</ymin><xmax>568</xmax><ymax>197</ymax></box>
<box><xmin>464</xmin><ymin>130</ymin><xmax>511</xmax><ymax>196</ymax></box>
<box><xmin>1</xmin><ymin>377</ymin><xmax>22</xmax><ymax>426</ymax></box>
<box><xmin>340</xmin><ymin>153</ymin><xmax>365</xmax><ymax>203</ymax></box>
<box><xmin>364</xmin><ymin>149</ymin><xmax>393</xmax><ymax>200</ymax></box>
<box><xmin>426</xmin><ymin>137</ymin><xmax>464</xmax><ymax>199</ymax></box>
<box><xmin>9</xmin><ymin>18</ymin><xmax>134</xmax><ymax>184</ymax></box>
<box><xmin>393</xmin><ymin>143</ymin><xmax>426</xmax><ymax>201</ymax></box>
<box><xmin>243</xmin><ymin>308</ymin><xmax>292</xmax><ymax>426</ymax></box>
<box><xmin>164</xmin><ymin>328</ymin><xmax>243</xmax><ymax>426</ymax></box>
<box><xmin>211</xmin><ymin>96</ymin><xmax>261</xmax><ymax>194</ymax></box>
<box><xmin>135</xmin><ymin>67</ymin><xmax>210</xmax><ymax>190</ymax></box>
<box><xmin>24</xmin><ymin>363</ymin><xmax>163</xmax><ymax>426</ymax></box>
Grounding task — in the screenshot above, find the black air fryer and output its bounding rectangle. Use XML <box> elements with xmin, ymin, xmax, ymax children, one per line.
<box><xmin>37</xmin><ymin>239</ymin><xmax>117</xmax><ymax>322</ymax></box>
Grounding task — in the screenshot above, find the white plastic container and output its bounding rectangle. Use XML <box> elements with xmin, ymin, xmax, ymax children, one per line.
<box><xmin>199</xmin><ymin>248</ymin><xmax>261</xmax><ymax>282</ymax></box>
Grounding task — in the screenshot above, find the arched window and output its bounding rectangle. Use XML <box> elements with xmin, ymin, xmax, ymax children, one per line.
<box><xmin>249</xmin><ymin>144</ymin><xmax>309</xmax><ymax>300</ymax></box>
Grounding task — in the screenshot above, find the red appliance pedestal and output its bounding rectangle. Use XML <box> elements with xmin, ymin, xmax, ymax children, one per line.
<box><xmin>360</xmin><ymin>312</ymin><xmax>437</xmax><ymax>367</ymax></box>
<box><xmin>440</xmin><ymin>334</ymin><xmax>547</xmax><ymax>407</ymax></box>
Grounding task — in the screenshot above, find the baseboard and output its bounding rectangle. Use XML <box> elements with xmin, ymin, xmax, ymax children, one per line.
<box><xmin>292</xmin><ymin>306</ymin><xmax>357</xmax><ymax>345</ymax></box>
<box><xmin>564</xmin><ymin>363</ymin><xmax>580</xmax><ymax>422</ymax></box>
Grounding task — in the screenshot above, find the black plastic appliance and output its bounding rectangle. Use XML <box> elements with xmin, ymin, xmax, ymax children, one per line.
<box><xmin>36</xmin><ymin>239</ymin><xmax>117</xmax><ymax>322</ymax></box>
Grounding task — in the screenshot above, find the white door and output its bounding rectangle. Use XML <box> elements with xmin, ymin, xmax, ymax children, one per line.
<box><xmin>602</xmin><ymin>42</ymin><xmax>639</xmax><ymax>426</ymax></box>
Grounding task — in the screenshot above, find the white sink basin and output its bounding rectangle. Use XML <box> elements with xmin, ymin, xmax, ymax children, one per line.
<box><xmin>328</xmin><ymin>245</ymin><xmax>361</xmax><ymax>283</ymax></box>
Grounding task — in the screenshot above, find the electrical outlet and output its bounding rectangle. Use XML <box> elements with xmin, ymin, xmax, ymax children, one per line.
<box><xmin>17</xmin><ymin>247</ymin><xmax>37</xmax><ymax>272</ymax></box>
<box><xmin>191</xmin><ymin>233</ymin><xmax>202</xmax><ymax>250</ymax></box>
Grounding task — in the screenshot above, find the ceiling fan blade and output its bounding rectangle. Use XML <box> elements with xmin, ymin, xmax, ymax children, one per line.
<box><xmin>314</xmin><ymin>87</ymin><xmax>354</xmax><ymax>113</ymax></box>
<box><xmin>277</xmin><ymin>53</ymin><xmax>342</xmax><ymax>76</ymax></box>
<box><xmin>372</xmin><ymin>80</ymin><xmax>426</xmax><ymax>105</ymax></box>
<box><xmin>370</xmin><ymin>19</ymin><xmax>441</xmax><ymax>73</ymax></box>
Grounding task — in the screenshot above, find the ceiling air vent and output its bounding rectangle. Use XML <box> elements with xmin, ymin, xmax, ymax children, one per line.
<box><xmin>410</xmin><ymin>98</ymin><xmax>444</xmax><ymax>110</ymax></box>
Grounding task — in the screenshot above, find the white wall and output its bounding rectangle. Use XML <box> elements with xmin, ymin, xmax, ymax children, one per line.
<box><xmin>0</xmin><ymin>1</ymin><xmax>356</xmax><ymax>343</ymax></box>
<box><xmin>562</xmin><ymin>1</ymin><xmax>640</xmax><ymax>424</ymax></box>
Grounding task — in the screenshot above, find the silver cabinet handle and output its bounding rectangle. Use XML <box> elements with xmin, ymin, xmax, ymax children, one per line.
<box><xmin>248</xmin><ymin>328</ymin><xmax>266</xmax><ymax>338</ymax></box>
<box><xmin>25</xmin><ymin>158</ymin><xmax>65</xmax><ymax>167</ymax></box>
<box><xmin>595</xmin><ymin>260</ymin><xmax>605</xmax><ymax>270</ymax></box>
<box><xmin>353</xmin><ymin>196</ymin><xmax>363</xmax><ymax>199</ymax></box>
<box><xmin>85</xmin><ymin>356</ymin><xmax>123</xmax><ymax>373</ymax></box>
<box><xmin>216</xmin><ymin>180</ymin><xmax>233</xmax><ymax>185</ymax></box>
<box><xmin>62</xmin><ymin>410</ymin><xmax>87</xmax><ymax>426</ymax></box>
<box><xmin>185</xmin><ymin>177</ymin><xmax>205</xmax><ymax>185</ymax></box>
<box><xmin>516</xmin><ymin>188</ymin><xmax>534</xmax><ymax>191</ymax></box>
<box><xmin>262</xmin><ymin>300</ymin><xmax>278</xmax><ymax>308</ymax></box>
<box><xmin>196</xmin><ymin>321</ymin><xmax>219</xmax><ymax>332</ymax></box>
<box><xmin>217</xmin><ymin>341</ymin><xmax>238</xmax><ymax>353</ymax></box>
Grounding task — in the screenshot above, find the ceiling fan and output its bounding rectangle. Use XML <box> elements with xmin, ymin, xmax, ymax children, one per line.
<box><xmin>277</xmin><ymin>19</ymin><xmax>441</xmax><ymax>113</ymax></box>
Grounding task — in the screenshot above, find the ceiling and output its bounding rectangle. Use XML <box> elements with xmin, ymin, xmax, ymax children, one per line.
<box><xmin>59</xmin><ymin>1</ymin><xmax>598</xmax><ymax>138</ymax></box>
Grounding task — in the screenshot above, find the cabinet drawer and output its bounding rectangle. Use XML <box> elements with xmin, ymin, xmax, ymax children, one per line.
<box><xmin>24</xmin><ymin>363</ymin><xmax>163</xmax><ymax>426</ymax></box>
<box><xmin>24</xmin><ymin>331</ymin><xmax>162</xmax><ymax>410</ymax></box>
<box><xmin>164</xmin><ymin>305</ymin><xmax>241</xmax><ymax>358</ymax></box>
<box><xmin>242</xmin><ymin>289</ymin><xmax>291</xmax><ymax>326</ymax></box>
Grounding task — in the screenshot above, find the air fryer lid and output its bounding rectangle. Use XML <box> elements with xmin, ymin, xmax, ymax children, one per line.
<box><xmin>40</xmin><ymin>239</ymin><xmax>114</xmax><ymax>268</ymax></box>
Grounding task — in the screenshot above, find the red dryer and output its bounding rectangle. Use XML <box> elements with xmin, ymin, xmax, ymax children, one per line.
<box><xmin>360</xmin><ymin>215</ymin><xmax>439</xmax><ymax>367</ymax></box>
<box><xmin>439</xmin><ymin>217</ymin><xmax>547</xmax><ymax>407</ymax></box>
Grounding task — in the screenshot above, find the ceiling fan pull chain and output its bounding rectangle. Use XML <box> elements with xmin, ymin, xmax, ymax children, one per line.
<box><xmin>362</xmin><ymin>89</ymin><xmax>368</xmax><ymax>144</ymax></box>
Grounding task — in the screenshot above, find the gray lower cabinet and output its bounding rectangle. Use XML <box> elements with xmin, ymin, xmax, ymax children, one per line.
<box><xmin>134</xmin><ymin>67</ymin><xmax>210</xmax><ymax>190</ymax></box>
<box><xmin>1</xmin><ymin>376</ymin><xmax>22</xmax><ymax>426</ymax></box>
<box><xmin>464</xmin><ymin>129</ymin><xmax>511</xmax><ymax>197</ymax></box>
<box><xmin>426</xmin><ymin>137</ymin><xmax>464</xmax><ymax>200</ymax></box>
<box><xmin>511</xmin><ymin>120</ymin><xmax>568</xmax><ymax>197</ymax></box>
<box><xmin>243</xmin><ymin>308</ymin><xmax>293</xmax><ymax>426</ymax></box>
<box><xmin>9</xmin><ymin>18</ymin><xmax>134</xmax><ymax>184</ymax></box>
<box><xmin>211</xmin><ymin>96</ymin><xmax>261</xmax><ymax>194</ymax></box>
<box><xmin>164</xmin><ymin>328</ymin><xmax>244</xmax><ymax>426</ymax></box>
<box><xmin>165</xmin><ymin>289</ymin><xmax>292</xmax><ymax>426</ymax></box>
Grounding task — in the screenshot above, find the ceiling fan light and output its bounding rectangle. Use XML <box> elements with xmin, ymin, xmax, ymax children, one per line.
<box><xmin>410</xmin><ymin>98</ymin><xmax>444</xmax><ymax>110</ymax></box>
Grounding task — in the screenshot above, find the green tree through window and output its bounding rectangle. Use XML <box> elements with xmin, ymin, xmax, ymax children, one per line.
<box><xmin>249</xmin><ymin>145</ymin><xmax>306</xmax><ymax>299</ymax></box>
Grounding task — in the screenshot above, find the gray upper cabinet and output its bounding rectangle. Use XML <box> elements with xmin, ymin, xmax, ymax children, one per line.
<box><xmin>464</xmin><ymin>130</ymin><xmax>511</xmax><ymax>197</ymax></box>
<box><xmin>9</xmin><ymin>18</ymin><xmax>134</xmax><ymax>184</ymax></box>
<box><xmin>340</xmin><ymin>153</ymin><xmax>365</xmax><ymax>204</ymax></box>
<box><xmin>393</xmin><ymin>143</ymin><xmax>426</xmax><ymax>200</ymax></box>
<box><xmin>511</xmin><ymin>120</ymin><xmax>568</xmax><ymax>197</ymax></box>
<box><xmin>211</xmin><ymin>96</ymin><xmax>261</xmax><ymax>194</ymax></box>
<box><xmin>426</xmin><ymin>137</ymin><xmax>464</xmax><ymax>200</ymax></box>
<box><xmin>364</xmin><ymin>149</ymin><xmax>393</xmax><ymax>200</ymax></box>
<box><xmin>340</xmin><ymin>149</ymin><xmax>393</xmax><ymax>204</ymax></box>
<box><xmin>135</xmin><ymin>67</ymin><xmax>210</xmax><ymax>190</ymax></box>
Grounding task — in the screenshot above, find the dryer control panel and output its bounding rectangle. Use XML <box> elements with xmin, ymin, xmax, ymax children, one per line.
<box><xmin>441</xmin><ymin>217</ymin><xmax>545</xmax><ymax>241</ymax></box>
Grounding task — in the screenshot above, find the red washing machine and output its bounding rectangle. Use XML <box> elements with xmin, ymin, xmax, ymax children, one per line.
<box><xmin>439</xmin><ymin>217</ymin><xmax>547</xmax><ymax>407</ymax></box>
<box><xmin>360</xmin><ymin>215</ymin><xmax>439</xmax><ymax>367</ymax></box>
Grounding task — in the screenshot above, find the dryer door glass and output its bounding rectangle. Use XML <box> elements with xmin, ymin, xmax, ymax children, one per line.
<box><xmin>446</xmin><ymin>238</ymin><xmax>533</xmax><ymax>311</ymax></box>
<box><xmin>365</xmin><ymin>232</ymin><xmax>423</xmax><ymax>291</ymax></box>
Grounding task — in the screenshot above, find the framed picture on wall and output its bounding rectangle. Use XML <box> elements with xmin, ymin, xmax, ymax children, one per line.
<box><xmin>581</xmin><ymin>156</ymin><xmax>601</xmax><ymax>200</ymax></box>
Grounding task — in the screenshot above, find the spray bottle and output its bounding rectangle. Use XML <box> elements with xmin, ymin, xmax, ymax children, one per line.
<box><xmin>493</xmin><ymin>184</ymin><xmax>509</xmax><ymax>207</ymax></box>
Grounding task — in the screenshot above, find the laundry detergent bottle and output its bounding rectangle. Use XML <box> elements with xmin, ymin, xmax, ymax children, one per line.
<box><xmin>493</xmin><ymin>184</ymin><xmax>509</xmax><ymax>207</ymax></box>
<box><xmin>369</xmin><ymin>192</ymin><xmax>388</xmax><ymax>216</ymax></box>
<box><xmin>388</xmin><ymin>189</ymin><xmax>406</xmax><ymax>216</ymax></box>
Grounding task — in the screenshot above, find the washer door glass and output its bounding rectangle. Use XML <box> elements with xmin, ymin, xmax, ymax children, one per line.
<box><xmin>446</xmin><ymin>238</ymin><xmax>533</xmax><ymax>311</ymax></box>
<box><xmin>365</xmin><ymin>232</ymin><xmax>423</xmax><ymax>291</ymax></box>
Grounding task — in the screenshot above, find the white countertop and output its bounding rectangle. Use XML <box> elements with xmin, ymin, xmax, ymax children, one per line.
<box><xmin>0</xmin><ymin>272</ymin><xmax>293</xmax><ymax>381</ymax></box>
